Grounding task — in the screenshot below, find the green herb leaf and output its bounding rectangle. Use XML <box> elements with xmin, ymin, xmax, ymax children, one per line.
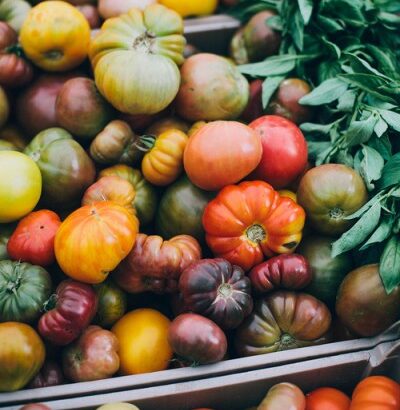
<box><xmin>345</xmin><ymin>191</ymin><xmax>385</xmax><ymax>220</ymax></box>
<box><xmin>239</xmin><ymin>55</ymin><xmax>300</xmax><ymax>77</ymax></box>
<box><xmin>307</xmin><ymin>141</ymin><xmax>332</xmax><ymax>160</ymax></box>
<box><xmin>297</xmin><ymin>0</ymin><xmax>313</xmax><ymax>24</ymax></box>
<box><xmin>332</xmin><ymin>202</ymin><xmax>382</xmax><ymax>257</ymax></box>
<box><xmin>380</xmin><ymin>235</ymin><xmax>400</xmax><ymax>293</ymax></box>
<box><xmin>378</xmin><ymin>109</ymin><xmax>400</xmax><ymax>132</ymax></box>
<box><xmin>301</xmin><ymin>120</ymin><xmax>339</xmax><ymax>134</ymax></box>
<box><xmin>378</xmin><ymin>153</ymin><xmax>400</xmax><ymax>189</ymax></box>
<box><xmin>343</xmin><ymin>112</ymin><xmax>379</xmax><ymax>147</ymax></box>
<box><xmin>369</xmin><ymin>134</ymin><xmax>392</xmax><ymax>161</ymax></box>
<box><xmin>360</xmin><ymin>216</ymin><xmax>394</xmax><ymax>250</ymax></box>
<box><xmin>262</xmin><ymin>76</ymin><xmax>286</xmax><ymax>108</ymax></box>
<box><xmin>336</xmin><ymin>89</ymin><xmax>357</xmax><ymax>112</ymax></box>
<box><xmin>374</xmin><ymin>116</ymin><xmax>388</xmax><ymax>137</ymax></box>
<box><xmin>355</xmin><ymin>145</ymin><xmax>384</xmax><ymax>190</ymax></box>
<box><xmin>334</xmin><ymin>150</ymin><xmax>354</xmax><ymax>167</ymax></box>
<box><xmin>299</xmin><ymin>78</ymin><xmax>349</xmax><ymax>106</ymax></box>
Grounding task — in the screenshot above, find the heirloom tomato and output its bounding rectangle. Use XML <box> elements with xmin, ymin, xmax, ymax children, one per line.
<box><xmin>249</xmin><ymin>254</ymin><xmax>312</xmax><ymax>294</ymax></box>
<box><xmin>7</xmin><ymin>210</ymin><xmax>61</xmax><ymax>266</ymax></box>
<box><xmin>297</xmin><ymin>164</ymin><xmax>368</xmax><ymax>235</ymax></box>
<box><xmin>168</xmin><ymin>313</ymin><xmax>227</xmax><ymax>365</ymax></box>
<box><xmin>142</xmin><ymin>129</ymin><xmax>188</xmax><ymax>186</ymax></box>
<box><xmin>28</xmin><ymin>361</ymin><xmax>64</xmax><ymax>389</ymax></box>
<box><xmin>0</xmin><ymin>151</ymin><xmax>42</xmax><ymax>223</ymax></box>
<box><xmin>89</xmin><ymin>5</ymin><xmax>185</xmax><ymax>115</ymax></box>
<box><xmin>203</xmin><ymin>181</ymin><xmax>305</xmax><ymax>271</ymax></box>
<box><xmin>82</xmin><ymin>176</ymin><xmax>137</xmax><ymax>216</ymax></box>
<box><xmin>0</xmin><ymin>260</ymin><xmax>52</xmax><ymax>323</ymax></box>
<box><xmin>241</xmin><ymin>79</ymin><xmax>263</xmax><ymax>123</ymax></box>
<box><xmin>235</xmin><ymin>291</ymin><xmax>331</xmax><ymax>356</ymax></box>
<box><xmin>77</xmin><ymin>5</ymin><xmax>100</xmax><ymax>29</ymax></box>
<box><xmin>336</xmin><ymin>264</ymin><xmax>400</xmax><ymax>337</ymax></box>
<box><xmin>0</xmin><ymin>0</ymin><xmax>31</xmax><ymax>32</ymax></box>
<box><xmin>0</xmin><ymin>322</ymin><xmax>45</xmax><ymax>392</ymax></box>
<box><xmin>258</xmin><ymin>383</ymin><xmax>306</xmax><ymax>410</ymax></box>
<box><xmin>249</xmin><ymin>115</ymin><xmax>308</xmax><ymax>189</ymax></box>
<box><xmin>350</xmin><ymin>376</ymin><xmax>400</xmax><ymax>410</ymax></box>
<box><xmin>97</xmin><ymin>404</ymin><xmax>139</xmax><ymax>410</ymax></box>
<box><xmin>159</xmin><ymin>0</ymin><xmax>217</xmax><ymax>17</ymax></box>
<box><xmin>38</xmin><ymin>279</ymin><xmax>98</xmax><ymax>346</ymax></box>
<box><xmin>20</xmin><ymin>405</ymin><xmax>50</xmax><ymax>410</ymax></box>
<box><xmin>184</xmin><ymin>121</ymin><xmax>262</xmax><ymax>191</ymax></box>
<box><xmin>114</xmin><ymin>233</ymin><xmax>201</xmax><ymax>294</ymax></box>
<box><xmin>112</xmin><ymin>309</ymin><xmax>173</xmax><ymax>375</ymax></box>
<box><xmin>98</xmin><ymin>0</ymin><xmax>157</xmax><ymax>19</ymax></box>
<box><xmin>146</xmin><ymin>117</ymin><xmax>190</xmax><ymax>136</ymax></box>
<box><xmin>20</xmin><ymin>1</ymin><xmax>90</xmax><ymax>71</ymax></box>
<box><xmin>55</xmin><ymin>202</ymin><xmax>138</xmax><ymax>284</ymax></box>
<box><xmin>156</xmin><ymin>176</ymin><xmax>214</xmax><ymax>242</ymax></box>
<box><xmin>306</xmin><ymin>387</ymin><xmax>350</xmax><ymax>410</ymax></box>
<box><xmin>179</xmin><ymin>258</ymin><xmax>253</xmax><ymax>329</ymax></box>
<box><xmin>99</xmin><ymin>165</ymin><xmax>157</xmax><ymax>226</ymax></box>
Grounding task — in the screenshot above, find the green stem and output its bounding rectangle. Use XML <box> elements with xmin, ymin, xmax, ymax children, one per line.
<box><xmin>134</xmin><ymin>135</ymin><xmax>157</xmax><ymax>152</ymax></box>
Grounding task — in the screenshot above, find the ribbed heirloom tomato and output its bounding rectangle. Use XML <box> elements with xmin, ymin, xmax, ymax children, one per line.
<box><xmin>306</xmin><ymin>387</ymin><xmax>351</xmax><ymax>410</ymax></box>
<box><xmin>203</xmin><ymin>181</ymin><xmax>306</xmax><ymax>270</ymax></box>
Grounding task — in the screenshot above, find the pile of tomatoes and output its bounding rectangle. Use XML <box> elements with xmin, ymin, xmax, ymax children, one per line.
<box><xmin>0</xmin><ymin>0</ymin><xmax>399</xmax><ymax>403</ymax></box>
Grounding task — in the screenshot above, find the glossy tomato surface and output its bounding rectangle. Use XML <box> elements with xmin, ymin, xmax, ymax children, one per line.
<box><xmin>258</xmin><ymin>383</ymin><xmax>306</xmax><ymax>410</ymax></box>
<box><xmin>306</xmin><ymin>387</ymin><xmax>350</xmax><ymax>410</ymax></box>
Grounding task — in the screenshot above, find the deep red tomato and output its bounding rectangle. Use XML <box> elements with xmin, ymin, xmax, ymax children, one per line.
<box><xmin>249</xmin><ymin>115</ymin><xmax>308</xmax><ymax>189</ymax></box>
<box><xmin>7</xmin><ymin>210</ymin><xmax>61</xmax><ymax>266</ymax></box>
<box><xmin>306</xmin><ymin>387</ymin><xmax>350</xmax><ymax>410</ymax></box>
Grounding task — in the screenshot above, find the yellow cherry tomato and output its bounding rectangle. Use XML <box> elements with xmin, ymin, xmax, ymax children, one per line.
<box><xmin>159</xmin><ymin>0</ymin><xmax>218</xmax><ymax>17</ymax></box>
<box><xmin>141</xmin><ymin>129</ymin><xmax>188</xmax><ymax>186</ymax></box>
<box><xmin>0</xmin><ymin>151</ymin><xmax>42</xmax><ymax>223</ymax></box>
<box><xmin>20</xmin><ymin>1</ymin><xmax>90</xmax><ymax>72</ymax></box>
<box><xmin>279</xmin><ymin>189</ymin><xmax>297</xmax><ymax>202</ymax></box>
<box><xmin>112</xmin><ymin>309</ymin><xmax>173</xmax><ymax>375</ymax></box>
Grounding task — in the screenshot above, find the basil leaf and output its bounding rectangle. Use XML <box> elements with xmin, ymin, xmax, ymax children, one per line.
<box><xmin>356</xmin><ymin>145</ymin><xmax>385</xmax><ymax>190</ymax></box>
<box><xmin>321</xmin><ymin>37</ymin><xmax>341</xmax><ymax>58</ymax></box>
<box><xmin>378</xmin><ymin>153</ymin><xmax>400</xmax><ymax>189</ymax></box>
<box><xmin>345</xmin><ymin>191</ymin><xmax>384</xmax><ymax>220</ymax></box>
<box><xmin>337</xmin><ymin>89</ymin><xmax>357</xmax><ymax>112</ymax></box>
<box><xmin>262</xmin><ymin>76</ymin><xmax>285</xmax><ymax>108</ymax></box>
<box><xmin>334</xmin><ymin>150</ymin><xmax>354</xmax><ymax>167</ymax></box>
<box><xmin>299</xmin><ymin>78</ymin><xmax>349</xmax><ymax>106</ymax></box>
<box><xmin>266</xmin><ymin>15</ymin><xmax>283</xmax><ymax>31</ymax></box>
<box><xmin>301</xmin><ymin>120</ymin><xmax>338</xmax><ymax>134</ymax></box>
<box><xmin>343</xmin><ymin>112</ymin><xmax>378</xmax><ymax>147</ymax></box>
<box><xmin>316</xmin><ymin>15</ymin><xmax>344</xmax><ymax>32</ymax></box>
<box><xmin>332</xmin><ymin>203</ymin><xmax>382</xmax><ymax>257</ymax></box>
<box><xmin>378</xmin><ymin>109</ymin><xmax>400</xmax><ymax>132</ymax></box>
<box><xmin>369</xmin><ymin>134</ymin><xmax>392</xmax><ymax>161</ymax></box>
<box><xmin>291</xmin><ymin>9</ymin><xmax>304</xmax><ymax>50</ymax></box>
<box><xmin>374</xmin><ymin>116</ymin><xmax>389</xmax><ymax>137</ymax></box>
<box><xmin>345</xmin><ymin>53</ymin><xmax>391</xmax><ymax>79</ymax></box>
<box><xmin>239</xmin><ymin>55</ymin><xmax>303</xmax><ymax>77</ymax></box>
<box><xmin>380</xmin><ymin>235</ymin><xmax>400</xmax><ymax>294</ymax></box>
<box><xmin>360</xmin><ymin>216</ymin><xmax>394</xmax><ymax>250</ymax></box>
<box><xmin>297</xmin><ymin>0</ymin><xmax>313</xmax><ymax>24</ymax></box>
<box><xmin>307</xmin><ymin>141</ymin><xmax>332</xmax><ymax>161</ymax></box>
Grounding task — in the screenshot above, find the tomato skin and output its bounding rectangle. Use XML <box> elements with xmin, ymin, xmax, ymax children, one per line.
<box><xmin>249</xmin><ymin>115</ymin><xmax>308</xmax><ymax>189</ymax></box>
<box><xmin>0</xmin><ymin>322</ymin><xmax>45</xmax><ymax>392</ymax></box>
<box><xmin>203</xmin><ymin>181</ymin><xmax>305</xmax><ymax>271</ymax></box>
<box><xmin>258</xmin><ymin>383</ymin><xmax>306</xmax><ymax>410</ymax></box>
<box><xmin>7</xmin><ymin>210</ymin><xmax>61</xmax><ymax>266</ymax></box>
<box><xmin>350</xmin><ymin>376</ymin><xmax>400</xmax><ymax>410</ymax></box>
<box><xmin>28</xmin><ymin>361</ymin><xmax>64</xmax><ymax>389</ymax></box>
<box><xmin>306</xmin><ymin>387</ymin><xmax>350</xmax><ymax>410</ymax></box>
<box><xmin>112</xmin><ymin>308</ymin><xmax>173</xmax><ymax>375</ymax></box>
<box><xmin>184</xmin><ymin>121</ymin><xmax>262</xmax><ymax>191</ymax></box>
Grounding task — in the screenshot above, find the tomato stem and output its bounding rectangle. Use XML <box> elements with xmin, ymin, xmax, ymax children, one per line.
<box><xmin>218</xmin><ymin>283</ymin><xmax>233</xmax><ymax>298</ymax></box>
<box><xmin>134</xmin><ymin>135</ymin><xmax>157</xmax><ymax>152</ymax></box>
<box><xmin>329</xmin><ymin>207</ymin><xmax>344</xmax><ymax>219</ymax></box>
<box><xmin>246</xmin><ymin>224</ymin><xmax>266</xmax><ymax>243</ymax></box>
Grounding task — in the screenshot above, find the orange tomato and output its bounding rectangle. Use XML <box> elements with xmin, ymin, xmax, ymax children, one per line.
<box><xmin>306</xmin><ymin>387</ymin><xmax>350</xmax><ymax>410</ymax></box>
<box><xmin>55</xmin><ymin>201</ymin><xmax>138</xmax><ymax>284</ymax></box>
<box><xmin>279</xmin><ymin>189</ymin><xmax>297</xmax><ymax>202</ymax></box>
<box><xmin>112</xmin><ymin>309</ymin><xmax>173</xmax><ymax>375</ymax></box>
<box><xmin>20</xmin><ymin>1</ymin><xmax>90</xmax><ymax>72</ymax></box>
<box><xmin>142</xmin><ymin>129</ymin><xmax>188</xmax><ymax>186</ymax></box>
<box><xmin>350</xmin><ymin>376</ymin><xmax>400</xmax><ymax>410</ymax></box>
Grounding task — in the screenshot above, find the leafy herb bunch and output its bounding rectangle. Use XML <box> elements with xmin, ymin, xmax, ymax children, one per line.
<box><xmin>230</xmin><ymin>0</ymin><xmax>400</xmax><ymax>292</ymax></box>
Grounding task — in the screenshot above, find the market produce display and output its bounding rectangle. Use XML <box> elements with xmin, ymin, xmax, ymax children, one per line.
<box><xmin>0</xmin><ymin>0</ymin><xmax>400</xmax><ymax>399</ymax></box>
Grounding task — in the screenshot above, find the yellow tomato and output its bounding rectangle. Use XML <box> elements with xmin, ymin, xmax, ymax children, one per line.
<box><xmin>188</xmin><ymin>121</ymin><xmax>207</xmax><ymax>137</ymax></box>
<box><xmin>278</xmin><ymin>189</ymin><xmax>297</xmax><ymax>202</ymax></box>
<box><xmin>0</xmin><ymin>85</ymin><xmax>9</xmax><ymax>129</ymax></box>
<box><xmin>142</xmin><ymin>129</ymin><xmax>188</xmax><ymax>186</ymax></box>
<box><xmin>97</xmin><ymin>404</ymin><xmax>140</xmax><ymax>410</ymax></box>
<box><xmin>0</xmin><ymin>151</ymin><xmax>42</xmax><ymax>223</ymax></box>
<box><xmin>20</xmin><ymin>1</ymin><xmax>90</xmax><ymax>72</ymax></box>
<box><xmin>159</xmin><ymin>0</ymin><xmax>218</xmax><ymax>17</ymax></box>
<box><xmin>112</xmin><ymin>309</ymin><xmax>173</xmax><ymax>375</ymax></box>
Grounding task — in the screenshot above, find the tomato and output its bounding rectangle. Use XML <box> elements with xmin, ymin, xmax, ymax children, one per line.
<box><xmin>297</xmin><ymin>164</ymin><xmax>368</xmax><ymax>235</ymax></box>
<box><xmin>20</xmin><ymin>405</ymin><xmax>50</xmax><ymax>410</ymax></box>
<box><xmin>159</xmin><ymin>0</ymin><xmax>217</xmax><ymax>17</ymax></box>
<box><xmin>241</xmin><ymin>79</ymin><xmax>263</xmax><ymax>123</ymax></box>
<box><xmin>184</xmin><ymin>121</ymin><xmax>262</xmax><ymax>191</ymax></box>
<box><xmin>0</xmin><ymin>85</ymin><xmax>8</xmax><ymax>128</ymax></box>
<box><xmin>76</xmin><ymin>5</ymin><xmax>100</xmax><ymax>29</ymax></box>
<box><xmin>94</xmin><ymin>279</ymin><xmax>127</xmax><ymax>328</ymax></box>
<box><xmin>82</xmin><ymin>176</ymin><xmax>136</xmax><ymax>216</ymax></box>
<box><xmin>0</xmin><ymin>151</ymin><xmax>42</xmax><ymax>223</ymax></box>
<box><xmin>168</xmin><ymin>313</ymin><xmax>227</xmax><ymax>365</ymax></box>
<box><xmin>0</xmin><ymin>322</ymin><xmax>45</xmax><ymax>392</ymax></box>
<box><xmin>279</xmin><ymin>190</ymin><xmax>298</xmax><ymax>202</ymax></box>
<box><xmin>0</xmin><ymin>124</ymin><xmax>27</xmax><ymax>150</ymax></box>
<box><xmin>249</xmin><ymin>115</ymin><xmax>308</xmax><ymax>189</ymax></box>
<box><xmin>99</xmin><ymin>165</ymin><xmax>157</xmax><ymax>226</ymax></box>
<box><xmin>55</xmin><ymin>202</ymin><xmax>138</xmax><ymax>284</ymax></box>
<box><xmin>156</xmin><ymin>176</ymin><xmax>214</xmax><ymax>242</ymax></box>
<box><xmin>28</xmin><ymin>361</ymin><xmax>64</xmax><ymax>389</ymax></box>
<box><xmin>0</xmin><ymin>223</ymin><xmax>14</xmax><ymax>260</ymax></box>
<box><xmin>350</xmin><ymin>376</ymin><xmax>400</xmax><ymax>410</ymax></box>
<box><xmin>20</xmin><ymin>1</ymin><xmax>90</xmax><ymax>71</ymax></box>
<box><xmin>176</xmin><ymin>54</ymin><xmax>249</xmax><ymax>122</ymax></box>
<box><xmin>0</xmin><ymin>260</ymin><xmax>52</xmax><ymax>323</ymax></box>
<box><xmin>114</xmin><ymin>233</ymin><xmax>202</xmax><ymax>294</ymax></box>
<box><xmin>249</xmin><ymin>254</ymin><xmax>312</xmax><ymax>294</ymax></box>
<box><xmin>146</xmin><ymin>117</ymin><xmax>190</xmax><ymax>136</ymax></box>
<box><xmin>89</xmin><ymin>5</ymin><xmax>185</xmax><ymax>115</ymax></box>
<box><xmin>258</xmin><ymin>383</ymin><xmax>306</xmax><ymax>410</ymax></box>
<box><xmin>235</xmin><ymin>291</ymin><xmax>331</xmax><ymax>356</ymax></box>
<box><xmin>7</xmin><ymin>210</ymin><xmax>61</xmax><ymax>266</ymax></box>
<box><xmin>0</xmin><ymin>0</ymin><xmax>31</xmax><ymax>32</ymax></box>
<box><xmin>98</xmin><ymin>0</ymin><xmax>157</xmax><ymax>18</ymax></box>
<box><xmin>306</xmin><ymin>388</ymin><xmax>350</xmax><ymax>410</ymax></box>
<box><xmin>96</xmin><ymin>404</ymin><xmax>139</xmax><ymax>410</ymax></box>
<box><xmin>179</xmin><ymin>258</ymin><xmax>253</xmax><ymax>329</ymax></box>
<box><xmin>112</xmin><ymin>308</ymin><xmax>173</xmax><ymax>375</ymax></box>
<box><xmin>203</xmin><ymin>181</ymin><xmax>305</xmax><ymax>271</ymax></box>
<box><xmin>297</xmin><ymin>236</ymin><xmax>353</xmax><ymax>308</ymax></box>
<box><xmin>142</xmin><ymin>129</ymin><xmax>188</xmax><ymax>186</ymax></box>
<box><xmin>336</xmin><ymin>264</ymin><xmax>400</xmax><ymax>337</ymax></box>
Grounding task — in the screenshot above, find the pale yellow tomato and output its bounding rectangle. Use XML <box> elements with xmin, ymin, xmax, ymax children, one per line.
<box><xmin>0</xmin><ymin>151</ymin><xmax>42</xmax><ymax>223</ymax></box>
<box><xmin>159</xmin><ymin>0</ymin><xmax>218</xmax><ymax>17</ymax></box>
<box><xmin>96</xmin><ymin>404</ymin><xmax>140</xmax><ymax>410</ymax></box>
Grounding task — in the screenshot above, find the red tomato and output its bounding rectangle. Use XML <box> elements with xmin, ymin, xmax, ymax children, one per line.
<box><xmin>306</xmin><ymin>387</ymin><xmax>350</xmax><ymax>410</ymax></box>
<box><xmin>249</xmin><ymin>115</ymin><xmax>308</xmax><ymax>189</ymax></box>
<box><xmin>7</xmin><ymin>210</ymin><xmax>61</xmax><ymax>266</ymax></box>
